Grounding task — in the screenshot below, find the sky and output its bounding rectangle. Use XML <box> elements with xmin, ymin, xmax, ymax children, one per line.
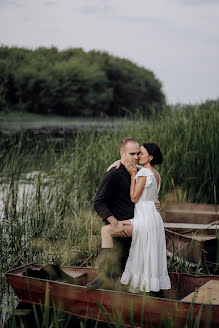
<box><xmin>0</xmin><ymin>0</ymin><xmax>219</xmax><ymax>104</ymax></box>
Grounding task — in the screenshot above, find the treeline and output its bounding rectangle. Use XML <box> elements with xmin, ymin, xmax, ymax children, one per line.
<box><xmin>0</xmin><ymin>46</ymin><xmax>165</xmax><ymax>116</ymax></box>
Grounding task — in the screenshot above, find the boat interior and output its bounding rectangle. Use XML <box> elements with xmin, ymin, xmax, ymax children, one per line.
<box><xmin>161</xmin><ymin>203</ymin><xmax>219</xmax><ymax>265</ymax></box>
<box><xmin>6</xmin><ymin>264</ymin><xmax>219</xmax><ymax>305</ymax></box>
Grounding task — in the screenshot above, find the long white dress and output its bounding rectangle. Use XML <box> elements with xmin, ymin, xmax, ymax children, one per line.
<box><xmin>120</xmin><ymin>168</ymin><xmax>171</xmax><ymax>293</ymax></box>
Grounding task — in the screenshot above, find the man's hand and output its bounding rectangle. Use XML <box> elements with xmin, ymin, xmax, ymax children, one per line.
<box><xmin>107</xmin><ymin>216</ymin><xmax>133</xmax><ymax>238</ymax></box>
<box><xmin>112</xmin><ymin>220</ymin><xmax>133</xmax><ymax>238</ymax></box>
<box><xmin>155</xmin><ymin>200</ymin><xmax>160</xmax><ymax>211</ymax></box>
<box><xmin>111</xmin><ymin>221</ymin><xmax>127</xmax><ymax>237</ymax></box>
<box><xmin>123</xmin><ymin>221</ymin><xmax>133</xmax><ymax>237</ymax></box>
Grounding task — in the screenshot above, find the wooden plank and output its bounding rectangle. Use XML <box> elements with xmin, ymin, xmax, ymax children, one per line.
<box><xmin>160</xmin><ymin>203</ymin><xmax>219</xmax><ymax>224</ymax></box>
<box><xmin>162</xmin><ymin>213</ymin><xmax>218</xmax><ymax>224</ymax></box>
<box><xmin>165</xmin><ymin>209</ymin><xmax>218</xmax><ymax>215</ymax></box>
<box><xmin>161</xmin><ymin>203</ymin><xmax>218</xmax><ymax>211</ymax></box>
<box><xmin>181</xmin><ymin>280</ymin><xmax>219</xmax><ymax>304</ymax></box>
<box><xmin>164</xmin><ymin>222</ymin><xmax>219</xmax><ymax>230</ymax></box>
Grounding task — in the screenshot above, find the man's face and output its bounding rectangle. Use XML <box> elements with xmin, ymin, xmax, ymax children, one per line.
<box><xmin>121</xmin><ymin>142</ymin><xmax>140</xmax><ymax>166</ymax></box>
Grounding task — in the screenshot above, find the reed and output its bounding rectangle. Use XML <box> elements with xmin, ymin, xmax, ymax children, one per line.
<box><xmin>0</xmin><ymin>101</ymin><xmax>218</xmax><ymax>326</ymax></box>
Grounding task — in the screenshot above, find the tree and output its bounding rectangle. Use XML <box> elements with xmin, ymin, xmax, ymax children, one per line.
<box><xmin>0</xmin><ymin>46</ymin><xmax>165</xmax><ymax>116</ymax></box>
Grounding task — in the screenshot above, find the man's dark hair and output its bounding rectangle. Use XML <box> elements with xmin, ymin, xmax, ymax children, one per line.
<box><xmin>142</xmin><ymin>142</ymin><xmax>163</xmax><ymax>165</ymax></box>
<box><xmin>120</xmin><ymin>137</ymin><xmax>138</xmax><ymax>151</ymax></box>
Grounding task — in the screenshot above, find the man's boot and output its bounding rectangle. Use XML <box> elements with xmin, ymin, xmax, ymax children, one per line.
<box><xmin>86</xmin><ymin>248</ymin><xmax>112</xmax><ymax>290</ymax></box>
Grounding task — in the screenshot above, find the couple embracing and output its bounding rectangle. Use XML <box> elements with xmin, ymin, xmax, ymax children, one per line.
<box><xmin>87</xmin><ymin>137</ymin><xmax>171</xmax><ymax>293</ymax></box>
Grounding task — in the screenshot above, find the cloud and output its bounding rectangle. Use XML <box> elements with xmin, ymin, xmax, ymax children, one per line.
<box><xmin>174</xmin><ymin>0</ymin><xmax>219</xmax><ymax>5</ymax></box>
<box><xmin>79</xmin><ymin>4</ymin><xmax>113</xmax><ymax>15</ymax></box>
<box><xmin>103</xmin><ymin>15</ymin><xmax>160</xmax><ymax>25</ymax></box>
<box><xmin>80</xmin><ymin>5</ymin><xmax>99</xmax><ymax>14</ymax></box>
<box><xmin>0</xmin><ymin>0</ymin><xmax>23</xmax><ymax>7</ymax></box>
<box><xmin>44</xmin><ymin>1</ymin><xmax>56</xmax><ymax>6</ymax></box>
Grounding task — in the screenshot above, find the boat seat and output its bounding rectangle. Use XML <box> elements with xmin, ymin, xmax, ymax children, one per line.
<box><xmin>164</xmin><ymin>222</ymin><xmax>219</xmax><ymax>230</ymax></box>
<box><xmin>22</xmin><ymin>264</ymin><xmax>88</xmax><ymax>285</ymax></box>
<box><xmin>160</xmin><ymin>204</ymin><xmax>219</xmax><ymax>225</ymax></box>
<box><xmin>181</xmin><ymin>280</ymin><xmax>219</xmax><ymax>304</ymax></box>
<box><xmin>164</xmin><ymin>209</ymin><xmax>217</xmax><ymax>215</ymax></box>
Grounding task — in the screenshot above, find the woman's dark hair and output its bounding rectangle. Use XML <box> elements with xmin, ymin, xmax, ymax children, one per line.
<box><xmin>142</xmin><ymin>142</ymin><xmax>163</xmax><ymax>165</ymax></box>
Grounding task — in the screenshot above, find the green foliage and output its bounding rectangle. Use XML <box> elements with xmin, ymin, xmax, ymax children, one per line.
<box><xmin>0</xmin><ymin>102</ymin><xmax>218</xmax><ymax>326</ymax></box>
<box><xmin>0</xmin><ymin>46</ymin><xmax>165</xmax><ymax>116</ymax></box>
<box><xmin>0</xmin><ymin>102</ymin><xmax>217</xmax><ymax>271</ymax></box>
<box><xmin>0</xmin><ymin>102</ymin><xmax>219</xmax><ymax>322</ymax></box>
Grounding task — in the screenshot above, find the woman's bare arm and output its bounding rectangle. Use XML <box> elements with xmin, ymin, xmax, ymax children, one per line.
<box><xmin>124</xmin><ymin>162</ymin><xmax>146</xmax><ymax>203</ymax></box>
<box><xmin>130</xmin><ymin>175</ymin><xmax>146</xmax><ymax>203</ymax></box>
<box><xmin>106</xmin><ymin>160</ymin><xmax>121</xmax><ymax>171</ymax></box>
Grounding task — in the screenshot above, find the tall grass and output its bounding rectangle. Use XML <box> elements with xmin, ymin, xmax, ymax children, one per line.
<box><xmin>0</xmin><ymin>102</ymin><xmax>218</xmax><ymax>270</ymax></box>
<box><xmin>0</xmin><ymin>101</ymin><xmax>218</xmax><ymax>326</ymax></box>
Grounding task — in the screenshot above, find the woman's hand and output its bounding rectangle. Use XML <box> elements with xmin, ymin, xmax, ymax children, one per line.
<box><xmin>106</xmin><ymin>160</ymin><xmax>121</xmax><ymax>172</ymax></box>
<box><xmin>124</xmin><ymin>161</ymin><xmax>137</xmax><ymax>176</ymax></box>
<box><xmin>155</xmin><ymin>200</ymin><xmax>160</xmax><ymax>211</ymax></box>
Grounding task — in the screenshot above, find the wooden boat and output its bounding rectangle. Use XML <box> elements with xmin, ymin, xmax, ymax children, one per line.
<box><xmin>161</xmin><ymin>203</ymin><xmax>219</xmax><ymax>266</ymax></box>
<box><xmin>5</xmin><ymin>264</ymin><xmax>219</xmax><ymax>327</ymax></box>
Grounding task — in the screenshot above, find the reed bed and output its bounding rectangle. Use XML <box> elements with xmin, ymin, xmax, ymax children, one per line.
<box><xmin>0</xmin><ymin>102</ymin><xmax>218</xmax><ymax>327</ymax></box>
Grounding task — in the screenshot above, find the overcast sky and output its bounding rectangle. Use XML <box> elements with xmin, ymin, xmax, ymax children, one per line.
<box><xmin>0</xmin><ymin>0</ymin><xmax>219</xmax><ymax>104</ymax></box>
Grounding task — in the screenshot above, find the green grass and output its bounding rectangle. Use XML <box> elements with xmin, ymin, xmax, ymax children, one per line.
<box><xmin>0</xmin><ymin>102</ymin><xmax>218</xmax><ymax>326</ymax></box>
<box><xmin>0</xmin><ymin>102</ymin><xmax>218</xmax><ymax>271</ymax></box>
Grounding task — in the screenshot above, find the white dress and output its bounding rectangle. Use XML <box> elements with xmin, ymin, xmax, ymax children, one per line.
<box><xmin>120</xmin><ymin>168</ymin><xmax>171</xmax><ymax>293</ymax></box>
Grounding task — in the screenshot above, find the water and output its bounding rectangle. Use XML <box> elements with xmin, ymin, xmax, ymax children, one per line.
<box><xmin>0</xmin><ymin>171</ymin><xmax>51</xmax><ymax>221</ymax></box>
<box><xmin>0</xmin><ymin>287</ymin><xmax>19</xmax><ymax>327</ymax></box>
<box><xmin>0</xmin><ymin>117</ymin><xmax>132</xmax><ymax>134</ymax></box>
<box><xmin>0</xmin><ymin>171</ymin><xmax>52</xmax><ymax>327</ymax></box>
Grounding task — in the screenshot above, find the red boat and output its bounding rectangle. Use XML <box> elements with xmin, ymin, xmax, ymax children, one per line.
<box><xmin>5</xmin><ymin>264</ymin><xmax>219</xmax><ymax>327</ymax></box>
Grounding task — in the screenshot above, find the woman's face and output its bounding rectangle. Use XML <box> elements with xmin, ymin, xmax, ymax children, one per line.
<box><xmin>138</xmin><ymin>145</ymin><xmax>152</xmax><ymax>165</ymax></box>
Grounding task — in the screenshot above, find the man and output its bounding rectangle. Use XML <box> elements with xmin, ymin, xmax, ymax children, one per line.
<box><xmin>87</xmin><ymin>137</ymin><xmax>159</xmax><ymax>289</ymax></box>
<box><xmin>94</xmin><ymin>137</ymin><xmax>139</xmax><ymax>236</ymax></box>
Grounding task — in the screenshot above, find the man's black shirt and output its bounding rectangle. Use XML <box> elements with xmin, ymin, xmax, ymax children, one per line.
<box><xmin>94</xmin><ymin>164</ymin><xmax>135</xmax><ymax>223</ymax></box>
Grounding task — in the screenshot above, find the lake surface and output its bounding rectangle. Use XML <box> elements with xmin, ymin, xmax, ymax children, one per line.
<box><xmin>0</xmin><ymin>117</ymin><xmax>132</xmax><ymax>134</ymax></box>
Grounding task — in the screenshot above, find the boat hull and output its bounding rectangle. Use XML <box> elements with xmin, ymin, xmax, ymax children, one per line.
<box><xmin>5</xmin><ymin>264</ymin><xmax>219</xmax><ymax>328</ymax></box>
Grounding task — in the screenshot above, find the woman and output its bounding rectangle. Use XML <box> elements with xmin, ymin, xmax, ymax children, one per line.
<box><xmin>101</xmin><ymin>142</ymin><xmax>171</xmax><ymax>293</ymax></box>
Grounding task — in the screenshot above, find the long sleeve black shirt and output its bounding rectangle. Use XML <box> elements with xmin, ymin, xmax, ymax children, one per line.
<box><xmin>94</xmin><ymin>164</ymin><xmax>135</xmax><ymax>223</ymax></box>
